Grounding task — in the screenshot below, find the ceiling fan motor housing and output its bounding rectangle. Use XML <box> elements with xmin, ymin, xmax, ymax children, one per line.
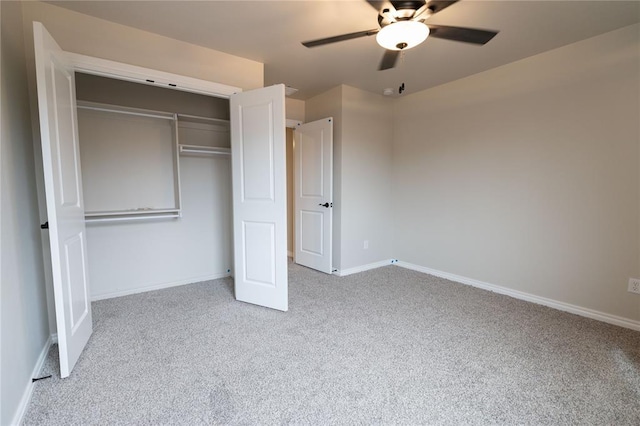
<box><xmin>390</xmin><ymin>1</ymin><xmax>425</xmax><ymax>11</ymax></box>
<box><xmin>379</xmin><ymin>0</ymin><xmax>429</xmax><ymax>28</ymax></box>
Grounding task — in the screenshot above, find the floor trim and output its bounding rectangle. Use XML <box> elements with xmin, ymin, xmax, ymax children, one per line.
<box><xmin>396</xmin><ymin>261</ymin><xmax>640</xmax><ymax>332</ymax></box>
<box><xmin>334</xmin><ymin>259</ymin><xmax>395</xmax><ymax>277</ymax></box>
<box><xmin>91</xmin><ymin>272</ymin><xmax>231</xmax><ymax>301</ymax></box>
<box><xmin>11</xmin><ymin>335</ymin><xmax>53</xmax><ymax>426</ymax></box>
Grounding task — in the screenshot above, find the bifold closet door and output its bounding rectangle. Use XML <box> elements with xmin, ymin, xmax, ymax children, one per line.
<box><xmin>33</xmin><ymin>22</ymin><xmax>92</xmax><ymax>378</ymax></box>
<box><xmin>230</xmin><ymin>85</ymin><xmax>288</xmax><ymax>311</ymax></box>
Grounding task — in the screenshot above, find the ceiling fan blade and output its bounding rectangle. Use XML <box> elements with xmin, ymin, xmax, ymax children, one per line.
<box><xmin>302</xmin><ymin>29</ymin><xmax>379</xmax><ymax>48</ymax></box>
<box><xmin>427</xmin><ymin>25</ymin><xmax>498</xmax><ymax>45</ymax></box>
<box><xmin>379</xmin><ymin>50</ymin><xmax>400</xmax><ymax>70</ymax></box>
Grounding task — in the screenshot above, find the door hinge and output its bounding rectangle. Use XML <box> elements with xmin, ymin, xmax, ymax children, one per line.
<box><xmin>40</xmin><ymin>222</ymin><xmax>49</xmax><ymax>229</ymax></box>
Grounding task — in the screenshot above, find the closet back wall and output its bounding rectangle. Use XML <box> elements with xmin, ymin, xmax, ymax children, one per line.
<box><xmin>75</xmin><ymin>73</ymin><xmax>230</xmax><ymax>119</ymax></box>
<box><xmin>76</xmin><ymin>74</ymin><xmax>232</xmax><ymax>300</ymax></box>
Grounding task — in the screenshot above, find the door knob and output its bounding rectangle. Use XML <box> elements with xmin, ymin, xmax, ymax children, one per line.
<box><xmin>319</xmin><ymin>202</ymin><xmax>330</xmax><ymax>208</ymax></box>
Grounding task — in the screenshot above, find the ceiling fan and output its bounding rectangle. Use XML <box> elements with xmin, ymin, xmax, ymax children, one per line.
<box><xmin>301</xmin><ymin>0</ymin><xmax>499</xmax><ymax>71</ymax></box>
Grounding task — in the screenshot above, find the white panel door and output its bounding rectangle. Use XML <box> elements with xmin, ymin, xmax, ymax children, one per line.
<box><xmin>33</xmin><ymin>22</ymin><xmax>92</xmax><ymax>378</ymax></box>
<box><xmin>230</xmin><ymin>85</ymin><xmax>288</xmax><ymax>311</ymax></box>
<box><xmin>294</xmin><ymin>118</ymin><xmax>333</xmax><ymax>273</ymax></box>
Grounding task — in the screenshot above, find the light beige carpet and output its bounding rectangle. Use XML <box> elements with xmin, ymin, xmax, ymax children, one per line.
<box><xmin>24</xmin><ymin>263</ymin><xmax>640</xmax><ymax>425</ymax></box>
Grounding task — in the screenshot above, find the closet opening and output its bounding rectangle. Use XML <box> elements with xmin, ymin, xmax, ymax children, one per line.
<box><xmin>74</xmin><ymin>73</ymin><xmax>235</xmax><ymax>301</ymax></box>
<box><xmin>70</xmin><ymin>73</ymin><xmax>296</xmax><ymax>302</ymax></box>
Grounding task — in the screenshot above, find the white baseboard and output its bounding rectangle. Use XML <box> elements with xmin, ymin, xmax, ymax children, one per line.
<box><xmin>334</xmin><ymin>259</ymin><xmax>395</xmax><ymax>277</ymax></box>
<box><xmin>11</xmin><ymin>335</ymin><xmax>53</xmax><ymax>426</ymax></box>
<box><xmin>287</xmin><ymin>251</ymin><xmax>293</xmax><ymax>258</ymax></box>
<box><xmin>51</xmin><ymin>333</ymin><xmax>58</xmax><ymax>344</ymax></box>
<box><xmin>90</xmin><ymin>272</ymin><xmax>232</xmax><ymax>301</ymax></box>
<box><xmin>396</xmin><ymin>261</ymin><xmax>640</xmax><ymax>332</ymax></box>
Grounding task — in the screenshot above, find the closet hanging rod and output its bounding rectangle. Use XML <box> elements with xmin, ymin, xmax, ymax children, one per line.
<box><xmin>179</xmin><ymin>145</ymin><xmax>231</xmax><ymax>156</ymax></box>
<box><xmin>181</xmin><ymin>149</ymin><xmax>230</xmax><ymax>155</ymax></box>
<box><xmin>77</xmin><ymin>104</ymin><xmax>176</xmax><ymax>121</ymax></box>
<box><xmin>85</xmin><ymin>213</ymin><xmax>180</xmax><ymax>223</ymax></box>
<box><xmin>85</xmin><ymin>208</ymin><xmax>181</xmax><ymax>218</ymax></box>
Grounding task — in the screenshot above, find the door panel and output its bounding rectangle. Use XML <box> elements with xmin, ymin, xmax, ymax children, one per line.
<box><xmin>51</xmin><ymin>60</ymin><xmax>81</xmax><ymax>207</ymax></box>
<box><xmin>300</xmin><ymin>135</ymin><xmax>323</xmax><ymax>196</ymax></box>
<box><xmin>300</xmin><ymin>211</ymin><xmax>323</xmax><ymax>255</ymax></box>
<box><xmin>63</xmin><ymin>234</ymin><xmax>89</xmax><ymax>331</ymax></box>
<box><xmin>231</xmin><ymin>85</ymin><xmax>288</xmax><ymax>311</ymax></box>
<box><xmin>34</xmin><ymin>22</ymin><xmax>93</xmax><ymax>378</ymax></box>
<box><xmin>240</xmin><ymin>103</ymin><xmax>275</xmax><ymax>201</ymax></box>
<box><xmin>294</xmin><ymin>118</ymin><xmax>333</xmax><ymax>273</ymax></box>
<box><xmin>243</xmin><ymin>221</ymin><xmax>276</xmax><ymax>286</ymax></box>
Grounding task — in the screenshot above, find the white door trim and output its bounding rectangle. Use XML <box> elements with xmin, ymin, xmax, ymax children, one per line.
<box><xmin>286</xmin><ymin>119</ymin><xmax>302</xmax><ymax>128</ymax></box>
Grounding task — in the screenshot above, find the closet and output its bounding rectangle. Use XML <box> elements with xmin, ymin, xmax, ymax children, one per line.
<box><xmin>74</xmin><ymin>73</ymin><xmax>233</xmax><ymax>300</ymax></box>
<box><xmin>34</xmin><ymin>22</ymin><xmax>288</xmax><ymax>377</ymax></box>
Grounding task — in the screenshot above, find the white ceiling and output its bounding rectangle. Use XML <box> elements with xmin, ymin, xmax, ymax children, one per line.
<box><xmin>49</xmin><ymin>1</ymin><xmax>640</xmax><ymax>100</ymax></box>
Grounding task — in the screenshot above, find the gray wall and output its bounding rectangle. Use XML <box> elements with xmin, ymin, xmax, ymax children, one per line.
<box><xmin>392</xmin><ymin>24</ymin><xmax>640</xmax><ymax>322</ymax></box>
<box><xmin>340</xmin><ymin>86</ymin><xmax>393</xmax><ymax>270</ymax></box>
<box><xmin>1</xmin><ymin>1</ymin><xmax>50</xmax><ymax>424</ymax></box>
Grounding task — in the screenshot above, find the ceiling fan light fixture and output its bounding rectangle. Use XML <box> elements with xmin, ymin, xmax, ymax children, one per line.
<box><xmin>376</xmin><ymin>21</ymin><xmax>429</xmax><ymax>51</ymax></box>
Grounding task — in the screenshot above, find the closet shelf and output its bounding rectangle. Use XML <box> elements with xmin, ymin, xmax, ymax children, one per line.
<box><xmin>77</xmin><ymin>101</ymin><xmax>176</xmax><ymax>121</ymax></box>
<box><xmin>177</xmin><ymin>114</ymin><xmax>229</xmax><ymax>127</ymax></box>
<box><xmin>85</xmin><ymin>208</ymin><xmax>180</xmax><ymax>218</ymax></box>
<box><xmin>85</xmin><ymin>208</ymin><xmax>181</xmax><ymax>223</ymax></box>
<box><xmin>179</xmin><ymin>145</ymin><xmax>231</xmax><ymax>156</ymax></box>
<box><xmin>85</xmin><ymin>214</ymin><xmax>180</xmax><ymax>224</ymax></box>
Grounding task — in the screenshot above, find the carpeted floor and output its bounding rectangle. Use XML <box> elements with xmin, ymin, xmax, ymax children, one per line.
<box><xmin>24</xmin><ymin>262</ymin><xmax>640</xmax><ymax>425</ymax></box>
